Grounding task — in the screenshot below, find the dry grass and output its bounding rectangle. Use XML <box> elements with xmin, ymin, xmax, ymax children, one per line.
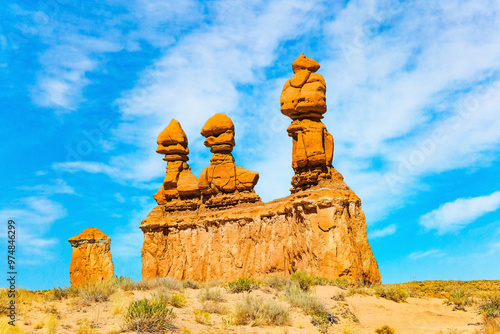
<box><xmin>401</xmin><ymin>280</ymin><xmax>500</xmax><ymax>298</ymax></box>
<box><xmin>111</xmin><ymin>290</ymin><xmax>133</xmax><ymax>316</ymax></box>
<box><xmin>45</xmin><ymin>314</ymin><xmax>58</xmax><ymax>334</ymax></box>
<box><xmin>347</xmin><ymin>286</ymin><xmax>374</xmax><ymax>297</ymax></box>
<box><xmin>234</xmin><ymin>294</ymin><xmax>290</xmax><ymax>326</ymax></box>
<box><xmin>374</xmin><ymin>284</ymin><xmax>410</xmax><ymax>303</ymax></box>
<box><xmin>182</xmin><ymin>280</ymin><xmax>201</xmax><ymax>289</ymax></box>
<box><xmin>79</xmin><ymin>280</ymin><xmax>117</xmax><ymax>303</ymax></box>
<box><xmin>137</xmin><ymin>276</ymin><xmax>184</xmax><ymax>291</ymax></box>
<box><xmin>445</xmin><ymin>287</ymin><xmax>472</xmax><ymax>308</ymax></box>
<box><xmin>193</xmin><ymin>309</ymin><xmax>212</xmax><ymax>325</ymax></box>
<box><xmin>202</xmin><ymin>301</ymin><xmax>228</xmax><ymax>315</ymax></box>
<box><xmin>202</xmin><ymin>279</ymin><xmax>224</xmax><ymax>289</ymax></box>
<box><xmin>198</xmin><ymin>288</ymin><xmax>224</xmax><ymax>302</ymax></box>
<box><xmin>0</xmin><ymin>320</ymin><xmax>25</xmax><ymax>333</ymax></box>
<box><xmin>285</xmin><ymin>285</ymin><xmax>328</xmax><ymax>315</ymax></box>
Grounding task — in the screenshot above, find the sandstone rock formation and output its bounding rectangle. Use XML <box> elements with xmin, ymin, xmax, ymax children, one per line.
<box><xmin>141</xmin><ymin>173</ymin><xmax>380</xmax><ymax>283</ymax></box>
<box><xmin>281</xmin><ymin>53</ymin><xmax>335</xmax><ymax>192</ymax></box>
<box><xmin>198</xmin><ymin>113</ymin><xmax>260</xmax><ymax>207</ymax></box>
<box><xmin>153</xmin><ymin>119</ymin><xmax>200</xmax><ymax>211</ymax></box>
<box><xmin>68</xmin><ymin>227</ymin><xmax>114</xmax><ymax>286</ymax></box>
<box><xmin>140</xmin><ymin>55</ymin><xmax>380</xmax><ymax>284</ymax></box>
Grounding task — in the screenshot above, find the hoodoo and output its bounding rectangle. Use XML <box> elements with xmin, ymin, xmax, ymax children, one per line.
<box><xmin>139</xmin><ymin>54</ymin><xmax>381</xmax><ymax>284</ymax></box>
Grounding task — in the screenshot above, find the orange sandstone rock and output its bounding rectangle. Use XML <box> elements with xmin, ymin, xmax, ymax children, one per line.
<box><xmin>68</xmin><ymin>227</ymin><xmax>113</xmax><ymax>287</ymax></box>
<box><xmin>281</xmin><ymin>54</ymin><xmax>335</xmax><ymax>191</ymax></box>
<box><xmin>154</xmin><ymin>119</ymin><xmax>200</xmax><ymax>210</ymax></box>
<box><xmin>198</xmin><ymin>113</ymin><xmax>260</xmax><ymax>207</ymax></box>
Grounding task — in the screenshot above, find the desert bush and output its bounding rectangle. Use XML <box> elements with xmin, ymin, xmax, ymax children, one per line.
<box><xmin>193</xmin><ymin>309</ymin><xmax>212</xmax><ymax>325</ymax></box>
<box><xmin>290</xmin><ymin>271</ymin><xmax>315</xmax><ymax>291</ymax></box>
<box><xmin>264</xmin><ymin>276</ymin><xmax>294</xmax><ymax>291</ymax></box>
<box><xmin>202</xmin><ymin>301</ymin><xmax>228</xmax><ymax>314</ymax></box>
<box><xmin>198</xmin><ymin>288</ymin><xmax>224</xmax><ymax>302</ymax></box>
<box><xmin>347</xmin><ymin>286</ymin><xmax>373</xmax><ymax>297</ymax></box>
<box><xmin>375</xmin><ymin>325</ymin><xmax>395</xmax><ymax>334</ymax></box>
<box><xmin>75</xmin><ymin>319</ymin><xmax>95</xmax><ymax>334</ymax></box>
<box><xmin>234</xmin><ymin>294</ymin><xmax>290</xmax><ymax>325</ymax></box>
<box><xmin>483</xmin><ymin>316</ymin><xmax>500</xmax><ymax>334</ymax></box>
<box><xmin>124</xmin><ymin>298</ymin><xmax>176</xmax><ymax>332</ymax></box>
<box><xmin>286</xmin><ymin>286</ymin><xmax>328</xmax><ymax>315</ymax></box>
<box><xmin>138</xmin><ymin>276</ymin><xmax>184</xmax><ymax>291</ymax></box>
<box><xmin>111</xmin><ymin>290</ymin><xmax>133</xmax><ymax>316</ymax></box>
<box><xmin>170</xmin><ymin>293</ymin><xmax>187</xmax><ymax>308</ymax></box>
<box><xmin>311</xmin><ymin>312</ymin><xmax>339</xmax><ymax>333</ymax></box>
<box><xmin>312</xmin><ymin>276</ymin><xmax>330</xmax><ymax>286</ymax></box>
<box><xmin>46</xmin><ymin>286</ymin><xmax>79</xmax><ymax>301</ymax></box>
<box><xmin>227</xmin><ymin>277</ymin><xmax>259</xmax><ymax>293</ymax></box>
<box><xmin>480</xmin><ymin>292</ymin><xmax>500</xmax><ymax>318</ymax></box>
<box><xmin>79</xmin><ymin>280</ymin><xmax>117</xmax><ymax>303</ymax></box>
<box><xmin>115</xmin><ymin>276</ymin><xmax>138</xmax><ymax>291</ymax></box>
<box><xmin>446</xmin><ymin>287</ymin><xmax>472</xmax><ymax>307</ymax></box>
<box><xmin>374</xmin><ymin>284</ymin><xmax>409</xmax><ymax>303</ymax></box>
<box><xmin>45</xmin><ymin>314</ymin><xmax>58</xmax><ymax>334</ymax></box>
<box><xmin>202</xmin><ymin>279</ymin><xmax>224</xmax><ymax>289</ymax></box>
<box><xmin>332</xmin><ymin>291</ymin><xmax>346</xmax><ymax>301</ymax></box>
<box><xmin>331</xmin><ymin>278</ymin><xmax>349</xmax><ymax>289</ymax></box>
<box><xmin>182</xmin><ymin>280</ymin><xmax>201</xmax><ymax>289</ymax></box>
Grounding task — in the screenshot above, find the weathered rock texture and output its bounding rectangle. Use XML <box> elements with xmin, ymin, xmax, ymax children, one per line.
<box><xmin>281</xmin><ymin>54</ymin><xmax>335</xmax><ymax>192</ymax></box>
<box><xmin>140</xmin><ymin>171</ymin><xmax>380</xmax><ymax>283</ymax></box>
<box><xmin>154</xmin><ymin>119</ymin><xmax>201</xmax><ymax>211</ymax></box>
<box><xmin>68</xmin><ymin>227</ymin><xmax>114</xmax><ymax>286</ymax></box>
<box><xmin>140</xmin><ymin>54</ymin><xmax>380</xmax><ymax>284</ymax></box>
<box><xmin>198</xmin><ymin>113</ymin><xmax>260</xmax><ymax>208</ymax></box>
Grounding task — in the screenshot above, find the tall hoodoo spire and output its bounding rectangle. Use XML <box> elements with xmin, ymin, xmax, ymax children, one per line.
<box><xmin>280</xmin><ymin>54</ymin><xmax>334</xmax><ymax>192</ymax></box>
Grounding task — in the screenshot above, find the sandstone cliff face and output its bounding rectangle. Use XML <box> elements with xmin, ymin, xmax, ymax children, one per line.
<box><xmin>68</xmin><ymin>227</ymin><xmax>114</xmax><ymax>286</ymax></box>
<box><xmin>140</xmin><ymin>169</ymin><xmax>380</xmax><ymax>284</ymax></box>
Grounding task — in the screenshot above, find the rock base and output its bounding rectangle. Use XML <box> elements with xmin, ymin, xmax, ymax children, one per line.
<box><xmin>140</xmin><ymin>168</ymin><xmax>380</xmax><ymax>284</ymax></box>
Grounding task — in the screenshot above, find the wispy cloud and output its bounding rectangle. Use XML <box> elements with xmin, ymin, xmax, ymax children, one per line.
<box><xmin>0</xmin><ymin>197</ymin><xmax>66</xmax><ymax>264</ymax></box>
<box><xmin>408</xmin><ymin>249</ymin><xmax>443</xmax><ymax>260</ymax></box>
<box><xmin>368</xmin><ymin>224</ymin><xmax>397</xmax><ymax>239</ymax></box>
<box><xmin>18</xmin><ymin>179</ymin><xmax>76</xmax><ymax>195</ymax></box>
<box><xmin>419</xmin><ymin>191</ymin><xmax>500</xmax><ymax>234</ymax></box>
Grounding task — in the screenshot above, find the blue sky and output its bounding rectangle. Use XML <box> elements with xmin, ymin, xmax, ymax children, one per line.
<box><xmin>1</xmin><ymin>0</ymin><xmax>499</xmax><ymax>290</ymax></box>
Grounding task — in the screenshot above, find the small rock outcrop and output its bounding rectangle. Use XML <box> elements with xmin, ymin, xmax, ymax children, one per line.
<box><xmin>281</xmin><ymin>53</ymin><xmax>334</xmax><ymax>192</ymax></box>
<box><xmin>153</xmin><ymin>119</ymin><xmax>201</xmax><ymax>211</ymax></box>
<box><xmin>68</xmin><ymin>227</ymin><xmax>114</xmax><ymax>286</ymax></box>
<box><xmin>198</xmin><ymin>113</ymin><xmax>260</xmax><ymax>207</ymax></box>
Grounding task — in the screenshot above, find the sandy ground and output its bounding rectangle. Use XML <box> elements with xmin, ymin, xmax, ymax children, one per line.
<box><xmin>8</xmin><ymin>285</ymin><xmax>486</xmax><ymax>334</ymax></box>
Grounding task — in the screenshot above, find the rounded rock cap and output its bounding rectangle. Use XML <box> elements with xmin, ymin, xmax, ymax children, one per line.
<box><xmin>292</xmin><ymin>53</ymin><xmax>320</xmax><ymax>73</ymax></box>
<box><xmin>157</xmin><ymin>119</ymin><xmax>188</xmax><ymax>147</ymax></box>
<box><xmin>68</xmin><ymin>227</ymin><xmax>110</xmax><ymax>244</ymax></box>
<box><xmin>201</xmin><ymin>113</ymin><xmax>234</xmax><ymax>137</ymax></box>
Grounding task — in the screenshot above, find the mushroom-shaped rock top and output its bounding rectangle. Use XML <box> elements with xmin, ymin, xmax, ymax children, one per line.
<box><xmin>68</xmin><ymin>227</ymin><xmax>110</xmax><ymax>245</ymax></box>
<box><xmin>157</xmin><ymin>119</ymin><xmax>188</xmax><ymax>147</ymax></box>
<box><xmin>292</xmin><ymin>53</ymin><xmax>320</xmax><ymax>73</ymax></box>
<box><xmin>201</xmin><ymin>113</ymin><xmax>234</xmax><ymax>137</ymax></box>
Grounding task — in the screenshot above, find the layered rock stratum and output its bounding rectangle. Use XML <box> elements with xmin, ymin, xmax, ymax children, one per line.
<box><xmin>140</xmin><ymin>54</ymin><xmax>381</xmax><ymax>284</ymax></box>
<box><xmin>68</xmin><ymin>227</ymin><xmax>114</xmax><ymax>286</ymax></box>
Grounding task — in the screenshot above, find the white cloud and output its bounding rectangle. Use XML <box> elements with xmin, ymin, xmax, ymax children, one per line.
<box><xmin>408</xmin><ymin>249</ymin><xmax>443</xmax><ymax>260</ymax></box>
<box><xmin>18</xmin><ymin>179</ymin><xmax>76</xmax><ymax>195</ymax></box>
<box><xmin>419</xmin><ymin>191</ymin><xmax>500</xmax><ymax>234</ymax></box>
<box><xmin>0</xmin><ymin>197</ymin><xmax>66</xmax><ymax>264</ymax></box>
<box><xmin>114</xmin><ymin>192</ymin><xmax>125</xmax><ymax>203</ymax></box>
<box><xmin>368</xmin><ymin>224</ymin><xmax>397</xmax><ymax>239</ymax></box>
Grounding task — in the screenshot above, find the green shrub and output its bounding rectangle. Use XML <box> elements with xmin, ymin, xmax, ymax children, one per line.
<box><xmin>170</xmin><ymin>293</ymin><xmax>187</xmax><ymax>308</ymax></box>
<box><xmin>286</xmin><ymin>286</ymin><xmax>328</xmax><ymax>315</ymax></box>
<box><xmin>374</xmin><ymin>285</ymin><xmax>409</xmax><ymax>303</ymax></box>
<box><xmin>79</xmin><ymin>280</ymin><xmax>117</xmax><ymax>303</ymax></box>
<box><xmin>227</xmin><ymin>277</ymin><xmax>259</xmax><ymax>293</ymax></box>
<box><xmin>290</xmin><ymin>271</ymin><xmax>315</xmax><ymax>291</ymax></box>
<box><xmin>182</xmin><ymin>280</ymin><xmax>201</xmax><ymax>289</ymax></box>
<box><xmin>374</xmin><ymin>325</ymin><xmax>395</xmax><ymax>334</ymax></box>
<box><xmin>264</xmin><ymin>276</ymin><xmax>293</xmax><ymax>291</ymax></box>
<box><xmin>198</xmin><ymin>288</ymin><xmax>224</xmax><ymax>302</ymax></box>
<box><xmin>446</xmin><ymin>287</ymin><xmax>472</xmax><ymax>307</ymax></box>
<box><xmin>193</xmin><ymin>309</ymin><xmax>212</xmax><ymax>325</ymax></box>
<box><xmin>46</xmin><ymin>286</ymin><xmax>79</xmax><ymax>301</ymax></box>
<box><xmin>234</xmin><ymin>295</ymin><xmax>290</xmax><ymax>325</ymax></box>
<box><xmin>311</xmin><ymin>312</ymin><xmax>338</xmax><ymax>333</ymax></box>
<box><xmin>330</xmin><ymin>278</ymin><xmax>349</xmax><ymax>289</ymax></box>
<box><xmin>125</xmin><ymin>298</ymin><xmax>176</xmax><ymax>332</ymax></box>
<box><xmin>481</xmin><ymin>293</ymin><xmax>500</xmax><ymax>318</ymax></box>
